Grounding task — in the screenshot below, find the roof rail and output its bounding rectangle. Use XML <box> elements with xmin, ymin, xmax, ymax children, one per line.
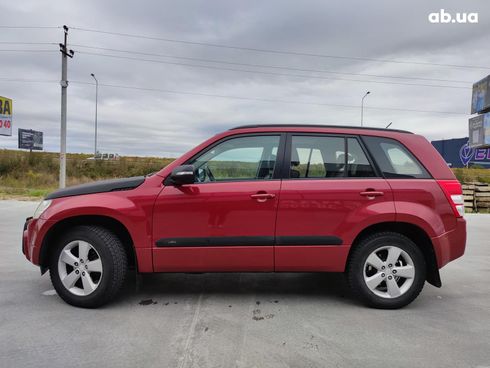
<box><xmin>229</xmin><ymin>124</ymin><xmax>413</xmax><ymax>134</ymax></box>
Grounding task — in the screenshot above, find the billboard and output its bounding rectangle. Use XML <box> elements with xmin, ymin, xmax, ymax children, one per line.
<box><xmin>468</xmin><ymin>113</ymin><xmax>490</xmax><ymax>148</ymax></box>
<box><xmin>471</xmin><ymin>75</ymin><xmax>490</xmax><ymax>114</ymax></box>
<box><xmin>0</xmin><ymin>95</ymin><xmax>13</xmax><ymax>136</ymax></box>
<box><xmin>432</xmin><ymin>137</ymin><xmax>490</xmax><ymax>168</ymax></box>
<box><xmin>18</xmin><ymin>129</ymin><xmax>43</xmax><ymax>151</ymax></box>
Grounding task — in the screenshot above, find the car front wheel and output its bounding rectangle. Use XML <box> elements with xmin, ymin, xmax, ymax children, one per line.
<box><xmin>49</xmin><ymin>225</ymin><xmax>128</xmax><ymax>308</ymax></box>
<box><xmin>347</xmin><ymin>232</ymin><xmax>426</xmax><ymax>309</ymax></box>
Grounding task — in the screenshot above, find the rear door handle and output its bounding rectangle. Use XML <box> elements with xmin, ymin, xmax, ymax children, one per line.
<box><xmin>251</xmin><ymin>193</ymin><xmax>276</xmax><ymax>202</ymax></box>
<box><xmin>360</xmin><ymin>191</ymin><xmax>384</xmax><ymax>198</ymax></box>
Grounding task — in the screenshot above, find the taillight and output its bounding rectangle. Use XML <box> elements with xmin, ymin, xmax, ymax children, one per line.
<box><xmin>437</xmin><ymin>180</ymin><xmax>464</xmax><ymax>218</ymax></box>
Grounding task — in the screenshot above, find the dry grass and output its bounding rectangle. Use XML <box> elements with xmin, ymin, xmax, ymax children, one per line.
<box><xmin>452</xmin><ymin>167</ymin><xmax>490</xmax><ymax>184</ymax></box>
<box><xmin>2</xmin><ymin>149</ymin><xmax>490</xmax><ymax>199</ymax></box>
<box><xmin>0</xmin><ymin>149</ymin><xmax>174</xmax><ymax>198</ymax></box>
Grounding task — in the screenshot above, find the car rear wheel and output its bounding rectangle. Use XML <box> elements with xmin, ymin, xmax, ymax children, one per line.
<box><xmin>49</xmin><ymin>225</ymin><xmax>128</xmax><ymax>308</ymax></box>
<box><xmin>347</xmin><ymin>232</ymin><xmax>426</xmax><ymax>309</ymax></box>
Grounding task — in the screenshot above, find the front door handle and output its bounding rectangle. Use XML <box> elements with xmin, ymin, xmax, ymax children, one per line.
<box><xmin>360</xmin><ymin>190</ymin><xmax>384</xmax><ymax>198</ymax></box>
<box><xmin>251</xmin><ymin>193</ymin><xmax>276</xmax><ymax>202</ymax></box>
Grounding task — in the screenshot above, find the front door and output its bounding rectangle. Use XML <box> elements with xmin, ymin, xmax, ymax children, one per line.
<box><xmin>152</xmin><ymin>134</ymin><xmax>283</xmax><ymax>272</ymax></box>
<box><xmin>275</xmin><ymin>134</ymin><xmax>395</xmax><ymax>271</ymax></box>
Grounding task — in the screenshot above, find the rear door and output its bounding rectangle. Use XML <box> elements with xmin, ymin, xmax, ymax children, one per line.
<box><xmin>275</xmin><ymin>134</ymin><xmax>395</xmax><ymax>271</ymax></box>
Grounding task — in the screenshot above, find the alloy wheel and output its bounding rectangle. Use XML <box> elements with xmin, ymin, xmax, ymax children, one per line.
<box><xmin>57</xmin><ymin>240</ymin><xmax>103</xmax><ymax>296</ymax></box>
<box><xmin>363</xmin><ymin>245</ymin><xmax>415</xmax><ymax>299</ymax></box>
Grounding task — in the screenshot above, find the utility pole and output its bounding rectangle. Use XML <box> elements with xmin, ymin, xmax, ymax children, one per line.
<box><xmin>90</xmin><ymin>73</ymin><xmax>98</xmax><ymax>158</ymax></box>
<box><xmin>59</xmin><ymin>25</ymin><xmax>74</xmax><ymax>188</ymax></box>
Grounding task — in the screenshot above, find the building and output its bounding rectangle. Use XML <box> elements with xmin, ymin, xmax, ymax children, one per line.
<box><xmin>431</xmin><ymin>137</ymin><xmax>490</xmax><ymax>168</ymax></box>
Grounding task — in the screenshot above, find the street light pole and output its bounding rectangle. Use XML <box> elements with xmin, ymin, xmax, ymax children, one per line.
<box><xmin>90</xmin><ymin>73</ymin><xmax>98</xmax><ymax>158</ymax></box>
<box><xmin>361</xmin><ymin>91</ymin><xmax>371</xmax><ymax>127</ymax></box>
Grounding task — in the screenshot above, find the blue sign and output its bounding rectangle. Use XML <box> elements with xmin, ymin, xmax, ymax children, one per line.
<box><xmin>458</xmin><ymin>142</ymin><xmax>490</xmax><ymax>167</ymax></box>
<box><xmin>432</xmin><ymin>137</ymin><xmax>490</xmax><ymax>168</ymax></box>
<box><xmin>459</xmin><ymin>143</ymin><xmax>474</xmax><ymax>166</ymax></box>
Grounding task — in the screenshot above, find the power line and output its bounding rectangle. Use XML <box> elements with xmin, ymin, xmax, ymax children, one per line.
<box><xmin>0</xmin><ymin>76</ymin><xmax>468</xmax><ymax>115</ymax></box>
<box><xmin>0</xmin><ymin>41</ymin><xmax>58</xmax><ymax>45</ymax></box>
<box><xmin>0</xmin><ymin>49</ymin><xmax>57</xmax><ymax>52</ymax></box>
<box><xmin>71</xmin><ymin>26</ymin><xmax>490</xmax><ymax>71</ymax></box>
<box><xmin>76</xmin><ymin>50</ymin><xmax>471</xmax><ymax>90</ymax></box>
<box><xmin>0</xmin><ymin>26</ymin><xmax>61</xmax><ymax>29</ymax></box>
<box><xmin>72</xmin><ymin>44</ymin><xmax>471</xmax><ymax>84</ymax></box>
<box><xmin>0</xmin><ymin>78</ymin><xmax>58</xmax><ymax>84</ymax></box>
<box><xmin>71</xmin><ymin>80</ymin><xmax>467</xmax><ymax>115</ymax></box>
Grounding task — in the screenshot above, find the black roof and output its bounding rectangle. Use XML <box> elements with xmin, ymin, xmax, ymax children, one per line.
<box><xmin>230</xmin><ymin>124</ymin><xmax>412</xmax><ymax>134</ymax></box>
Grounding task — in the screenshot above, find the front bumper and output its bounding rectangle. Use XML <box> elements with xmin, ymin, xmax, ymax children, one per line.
<box><xmin>431</xmin><ymin>217</ymin><xmax>467</xmax><ymax>268</ymax></box>
<box><xmin>23</xmin><ymin>216</ymin><xmax>53</xmax><ymax>266</ymax></box>
<box><xmin>22</xmin><ymin>217</ymin><xmax>32</xmax><ymax>256</ymax></box>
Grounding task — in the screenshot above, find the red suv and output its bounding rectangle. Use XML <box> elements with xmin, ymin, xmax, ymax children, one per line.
<box><xmin>23</xmin><ymin>125</ymin><xmax>466</xmax><ymax>308</ymax></box>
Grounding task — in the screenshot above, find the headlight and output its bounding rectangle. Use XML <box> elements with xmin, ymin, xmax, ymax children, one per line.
<box><xmin>33</xmin><ymin>200</ymin><xmax>52</xmax><ymax>219</ymax></box>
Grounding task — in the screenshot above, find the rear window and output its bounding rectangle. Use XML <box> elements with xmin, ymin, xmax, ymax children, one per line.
<box><xmin>362</xmin><ymin>136</ymin><xmax>430</xmax><ymax>179</ymax></box>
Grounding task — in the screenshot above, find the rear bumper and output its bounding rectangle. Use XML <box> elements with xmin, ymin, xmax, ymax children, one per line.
<box><xmin>431</xmin><ymin>218</ymin><xmax>466</xmax><ymax>268</ymax></box>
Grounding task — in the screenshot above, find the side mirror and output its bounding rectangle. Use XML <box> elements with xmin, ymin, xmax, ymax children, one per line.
<box><xmin>170</xmin><ymin>165</ymin><xmax>195</xmax><ymax>185</ymax></box>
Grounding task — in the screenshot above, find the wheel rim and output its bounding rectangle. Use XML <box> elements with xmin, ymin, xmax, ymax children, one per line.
<box><xmin>57</xmin><ymin>240</ymin><xmax>103</xmax><ymax>296</ymax></box>
<box><xmin>363</xmin><ymin>246</ymin><xmax>415</xmax><ymax>299</ymax></box>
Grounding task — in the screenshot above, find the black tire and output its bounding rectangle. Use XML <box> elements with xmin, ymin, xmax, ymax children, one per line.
<box><xmin>49</xmin><ymin>225</ymin><xmax>128</xmax><ymax>308</ymax></box>
<box><xmin>347</xmin><ymin>232</ymin><xmax>426</xmax><ymax>309</ymax></box>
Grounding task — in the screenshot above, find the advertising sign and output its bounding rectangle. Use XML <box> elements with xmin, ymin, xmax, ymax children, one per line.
<box><xmin>0</xmin><ymin>96</ymin><xmax>13</xmax><ymax>136</ymax></box>
<box><xmin>459</xmin><ymin>141</ymin><xmax>490</xmax><ymax>167</ymax></box>
<box><xmin>471</xmin><ymin>75</ymin><xmax>490</xmax><ymax>114</ymax></box>
<box><xmin>432</xmin><ymin>137</ymin><xmax>490</xmax><ymax>168</ymax></box>
<box><xmin>18</xmin><ymin>129</ymin><xmax>43</xmax><ymax>151</ymax></box>
<box><xmin>468</xmin><ymin>113</ymin><xmax>490</xmax><ymax>148</ymax></box>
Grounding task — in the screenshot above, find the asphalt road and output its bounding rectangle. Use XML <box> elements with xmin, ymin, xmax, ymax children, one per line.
<box><xmin>0</xmin><ymin>200</ymin><xmax>489</xmax><ymax>368</ymax></box>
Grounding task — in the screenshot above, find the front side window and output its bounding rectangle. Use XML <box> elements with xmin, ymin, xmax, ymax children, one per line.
<box><xmin>289</xmin><ymin>135</ymin><xmax>376</xmax><ymax>178</ymax></box>
<box><xmin>190</xmin><ymin>135</ymin><xmax>280</xmax><ymax>182</ymax></box>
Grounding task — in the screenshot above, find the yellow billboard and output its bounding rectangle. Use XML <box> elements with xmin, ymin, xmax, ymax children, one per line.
<box><xmin>0</xmin><ymin>96</ymin><xmax>13</xmax><ymax>136</ymax></box>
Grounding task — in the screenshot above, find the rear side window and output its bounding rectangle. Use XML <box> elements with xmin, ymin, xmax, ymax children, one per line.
<box><xmin>362</xmin><ymin>136</ymin><xmax>430</xmax><ymax>179</ymax></box>
<box><xmin>347</xmin><ymin>138</ymin><xmax>376</xmax><ymax>178</ymax></box>
<box><xmin>289</xmin><ymin>135</ymin><xmax>376</xmax><ymax>178</ymax></box>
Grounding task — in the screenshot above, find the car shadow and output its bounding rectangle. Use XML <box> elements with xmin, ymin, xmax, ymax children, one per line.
<box><xmin>117</xmin><ymin>271</ymin><xmax>357</xmax><ymax>306</ymax></box>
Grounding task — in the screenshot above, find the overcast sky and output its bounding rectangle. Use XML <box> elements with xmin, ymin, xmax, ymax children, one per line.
<box><xmin>0</xmin><ymin>0</ymin><xmax>489</xmax><ymax>157</ymax></box>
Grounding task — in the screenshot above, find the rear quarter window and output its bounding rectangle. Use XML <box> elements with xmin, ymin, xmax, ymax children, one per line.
<box><xmin>362</xmin><ymin>136</ymin><xmax>431</xmax><ymax>179</ymax></box>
